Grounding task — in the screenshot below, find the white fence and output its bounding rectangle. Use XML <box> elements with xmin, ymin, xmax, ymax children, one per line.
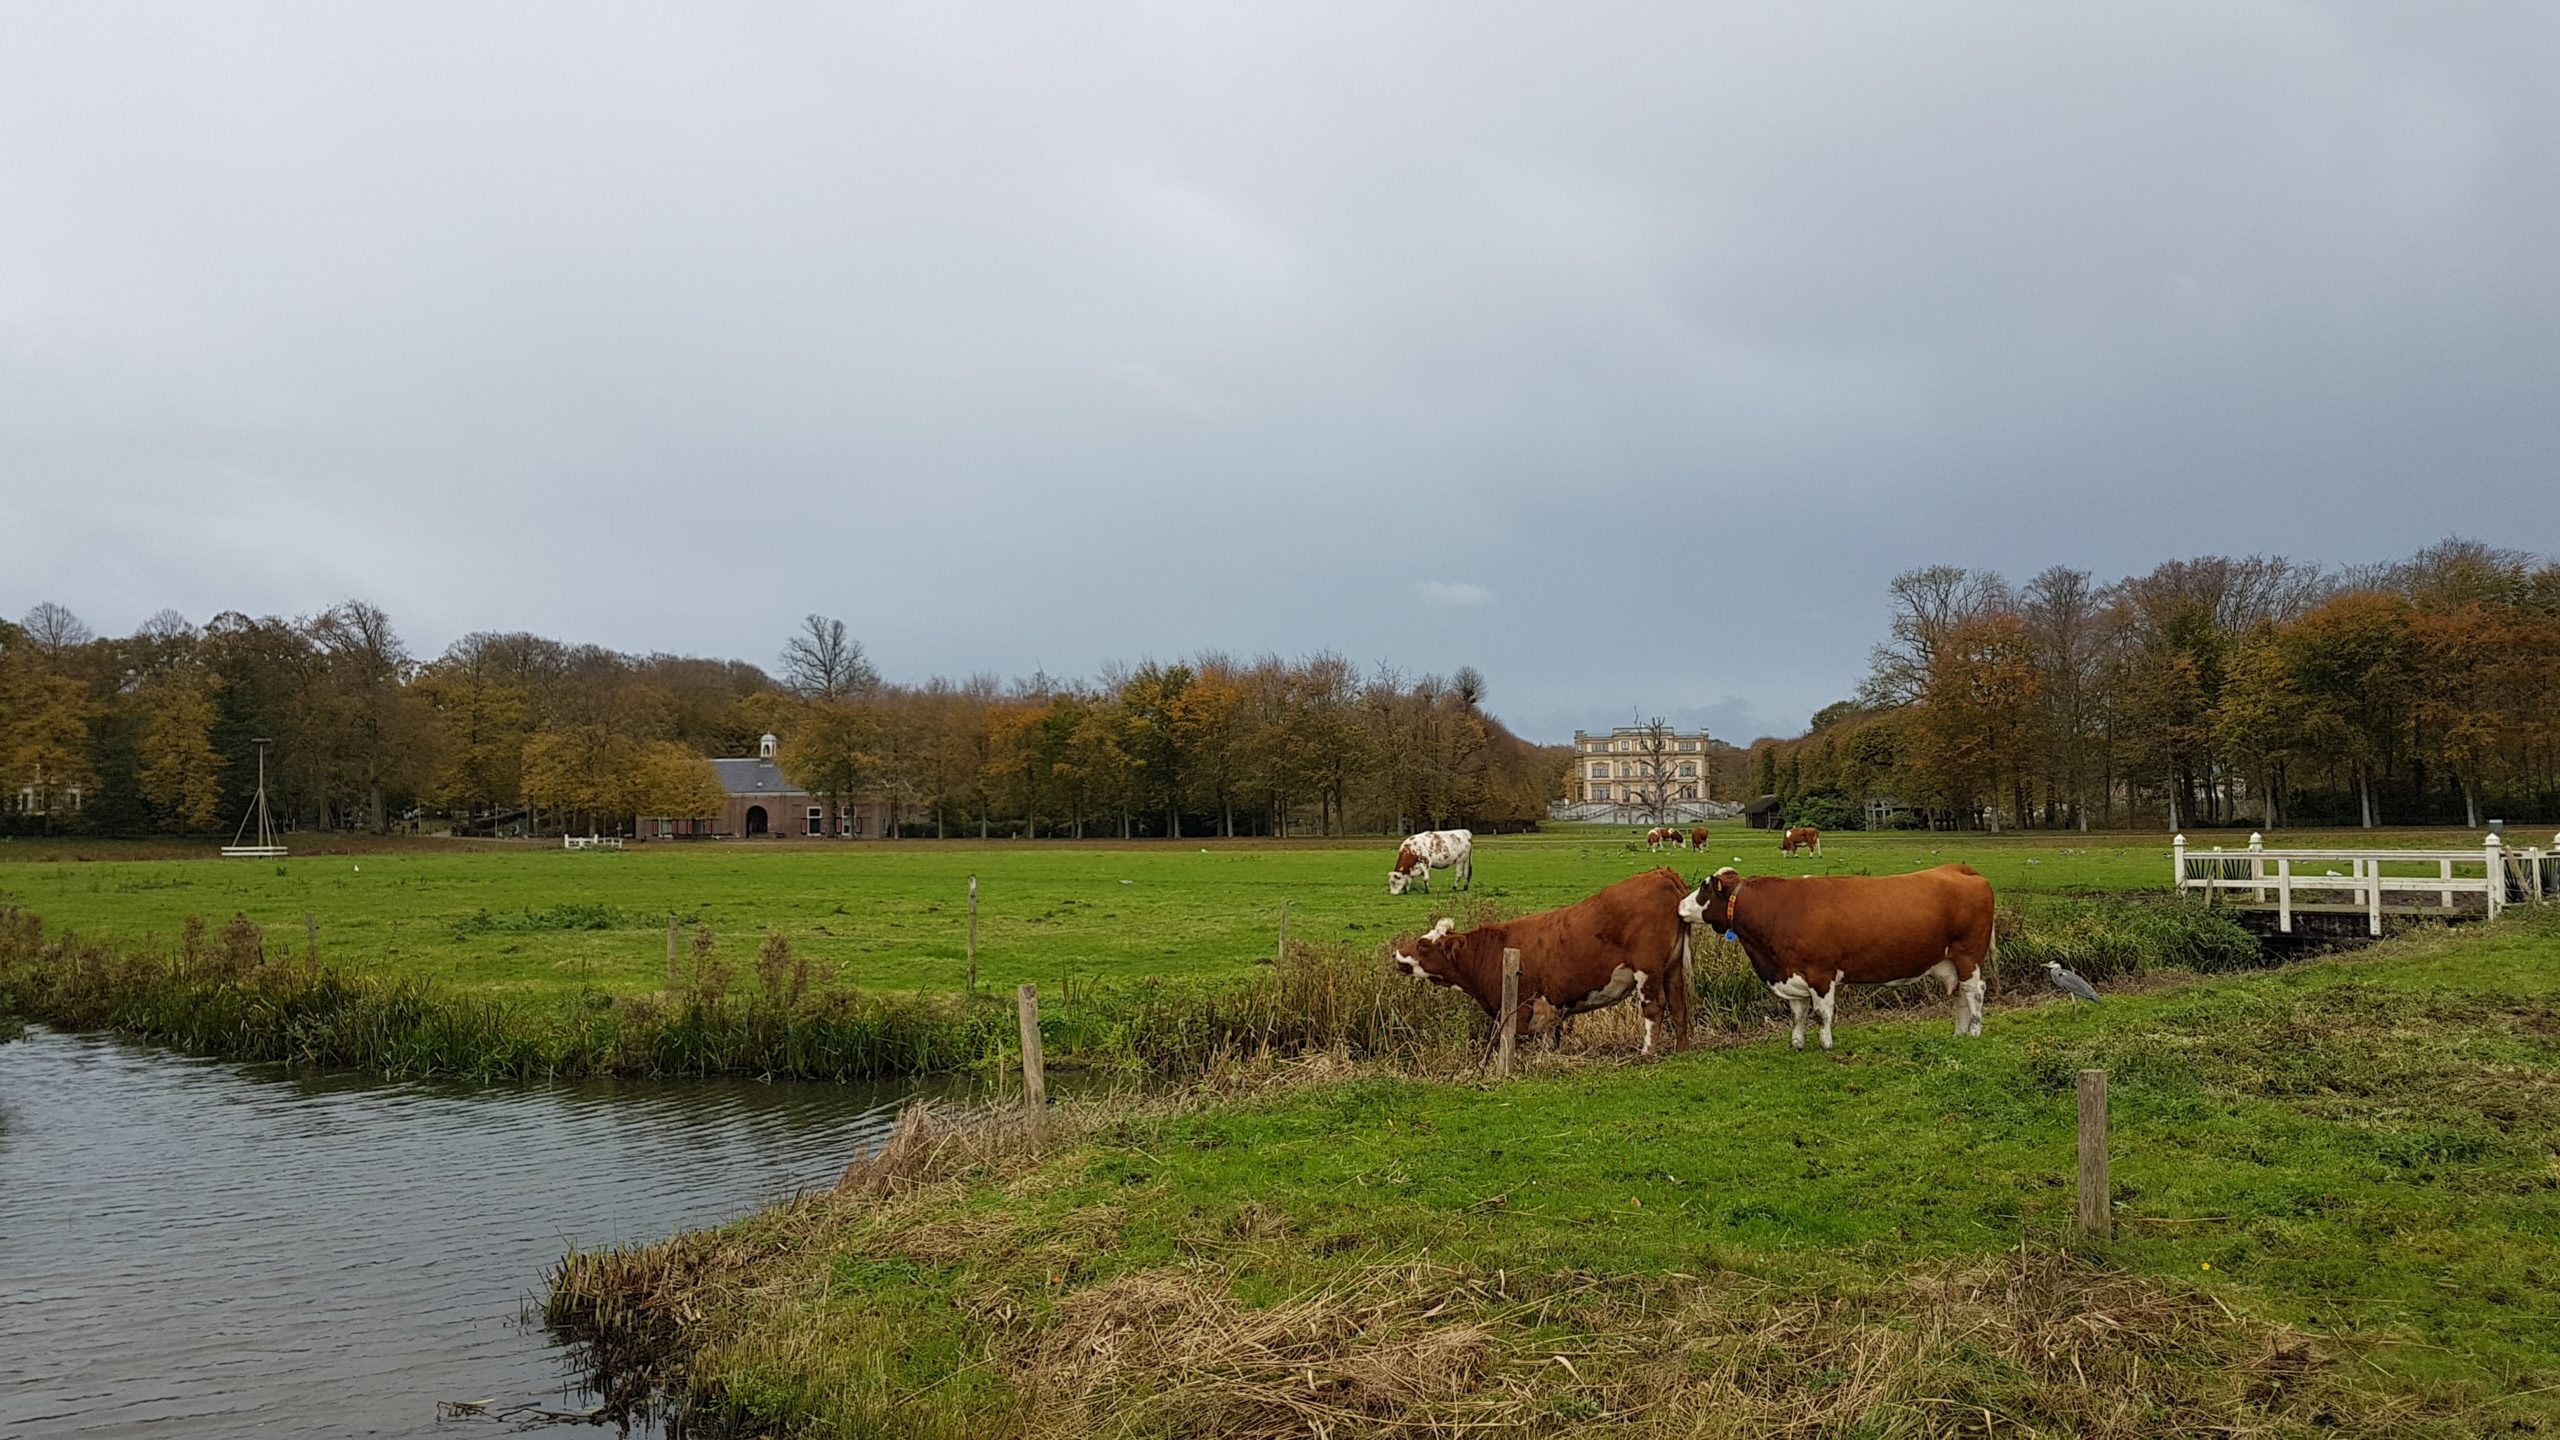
<box><xmin>1548</xmin><ymin>799</ymin><xmax>1743</xmax><ymax>825</ymax></box>
<box><xmin>2174</xmin><ymin>831</ymin><xmax>2556</xmax><ymax>936</ymax></box>
<box><xmin>562</xmin><ymin>834</ymin><xmax>625</xmax><ymax>851</ymax></box>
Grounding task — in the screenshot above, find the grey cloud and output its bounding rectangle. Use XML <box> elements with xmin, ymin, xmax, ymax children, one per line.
<box><xmin>5</xmin><ymin>3</ymin><xmax>2554</xmax><ymax>741</ymax></box>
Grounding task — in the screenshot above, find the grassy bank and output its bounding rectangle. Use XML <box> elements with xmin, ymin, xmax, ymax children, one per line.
<box><xmin>0</xmin><ymin>892</ymin><xmax>2261</xmax><ymax>1081</ymax></box>
<box><xmin>0</xmin><ymin>906</ymin><xmax>1490</xmax><ymax>1081</ymax></box>
<box><xmin>0</xmin><ymin>827</ymin><xmax>2475</xmax><ymax>1009</ymax></box>
<box><xmin>550</xmin><ymin>913</ymin><xmax>2560</xmax><ymax>1437</ymax></box>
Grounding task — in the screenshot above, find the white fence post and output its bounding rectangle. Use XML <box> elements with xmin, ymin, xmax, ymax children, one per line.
<box><xmin>2172</xmin><ymin>833</ymin><xmax>2187</xmax><ymax>898</ymax></box>
<box><xmin>2486</xmin><ymin>834</ymin><xmax>2504</xmax><ymax>921</ymax></box>
<box><xmin>2277</xmin><ymin>857</ymin><xmax>2293</xmax><ymax>933</ymax></box>
<box><xmin>2249</xmin><ymin>833</ymin><xmax>2265</xmax><ymax>902</ymax></box>
<box><xmin>2365</xmin><ymin>856</ymin><xmax>2382</xmax><ymax>937</ymax></box>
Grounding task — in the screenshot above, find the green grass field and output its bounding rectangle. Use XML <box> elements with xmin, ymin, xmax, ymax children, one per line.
<box><xmin>0</xmin><ymin>826</ymin><xmax>2516</xmax><ymax>1008</ymax></box>
<box><xmin>554</xmin><ymin>913</ymin><xmax>2560</xmax><ymax>1437</ymax></box>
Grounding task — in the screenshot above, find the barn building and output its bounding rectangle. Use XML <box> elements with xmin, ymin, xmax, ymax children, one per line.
<box><xmin>638</xmin><ymin>733</ymin><xmax>889</xmax><ymax>840</ymax></box>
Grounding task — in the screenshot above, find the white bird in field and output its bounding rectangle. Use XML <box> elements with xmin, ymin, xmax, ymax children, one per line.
<box><xmin>2046</xmin><ymin>962</ymin><xmax>2102</xmax><ymax>1006</ymax></box>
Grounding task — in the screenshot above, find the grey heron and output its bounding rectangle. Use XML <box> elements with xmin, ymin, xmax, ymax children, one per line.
<box><xmin>2045</xmin><ymin>961</ymin><xmax>2101</xmax><ymax>1006</ymax></box>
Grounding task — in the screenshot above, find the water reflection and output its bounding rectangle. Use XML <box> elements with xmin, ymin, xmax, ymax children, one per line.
<box><xmin>0</xmin><ymin>1026</ymin><xmax>945</xmax><ymax>1438</ymax></box>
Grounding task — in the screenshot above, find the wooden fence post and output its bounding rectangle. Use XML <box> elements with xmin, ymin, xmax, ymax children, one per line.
<box><xmin>1494</xmin><ymin>948</ymin><xmax>1521</xmax><ymax>1079</ymax></box>
<box><xmin>2077</xmin><ymin>1069</ymin><xmax>2110</xmax><ymax>1241</ymax></box>
<box><xmin>304</xmin><ymin>911</ymin><xmax>317</xmax><ymax>956</ymax></box>
<box><xmin>967</xmin><ymin>875</ymin><xmax>979</xmax><ymax>992</ymax></box>
<box><xmin>666</xmin><ymin>914</ymin><xmax>679</xmax><ymax>985</ymax></box>
<box><xmin>1277</xmin><ymin>900</ymin><xmax>1289</xmax><ymax>966</ymax></box>
<box><xmin>1017</xmin><ymin>982</ymin><xmax>1046</xmax><ymax>1123</ymax></box>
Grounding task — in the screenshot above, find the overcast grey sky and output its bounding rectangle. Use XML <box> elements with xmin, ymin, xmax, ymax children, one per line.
<box><xmin>5</xmin><ymin>3</ymin><xmax>2554</xmax><ymax>743</ymax></box>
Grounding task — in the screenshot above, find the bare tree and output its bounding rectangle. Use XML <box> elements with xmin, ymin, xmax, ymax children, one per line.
<box><xmin>2022</xmin><ymin>567</ymin><xmax>2104</xmax><ymax>829</ymax></box>
<box><xmin>781</xmin><ymin>614</ymin><xmax>880</xmax><ymax>699</ymax></box>
<box><xmin>1862</xmin><ymin>566</ymin><xmax>2014</xmax><ymax>707</ymax></box>
<box><xmin>1451</xmin><ymin>665</ymin><xmax>1486</xmax><ymax>708</ymax></box>
<box><xmin>20</xmin><ymin>602</ymin><xmax>94</xmax><ymax>655</ymax></box>
<box><xmin>1619</xmin><ymin>716</ymin><xmax>1696</xmax><ymax>826</ymax></box>
<box><xmin>137</xmin><ymin>609</ymin><xmax>197</xmax><ymax>644</ymax></box>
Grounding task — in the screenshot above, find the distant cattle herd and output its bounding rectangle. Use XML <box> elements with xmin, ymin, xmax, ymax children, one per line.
<box><xmin>1386</xmin><ymin>822</ymin><xmax>1995</xmax><ymax>1055</ymax></box>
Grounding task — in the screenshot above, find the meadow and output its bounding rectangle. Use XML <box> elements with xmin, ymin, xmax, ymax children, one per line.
<box><xmin>552</xmin><ymin>913</ymin><xmax>2560</xmax><ymax>1438</ymax></box>
<box><xmin>0</xmin><ymin>825</ymin><xmax>2501</xmax><ymax>1008</ymax></box>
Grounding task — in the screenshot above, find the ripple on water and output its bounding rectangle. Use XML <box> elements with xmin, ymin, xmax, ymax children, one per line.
<box><xmin>0</xmin><ymin>1026</ymin><xmax>934</xmax><ymax>1438</ymax></box>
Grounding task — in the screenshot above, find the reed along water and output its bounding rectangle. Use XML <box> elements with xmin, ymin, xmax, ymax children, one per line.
<box><xmin>0</xmin><ymin>1024</ymin><xmax>936</xmax><ymax>1437</ymax></box>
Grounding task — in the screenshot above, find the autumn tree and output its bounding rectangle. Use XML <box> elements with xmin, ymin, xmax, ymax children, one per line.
<box><xmin>1911</xmin><ymin>612</ymin><xmax>2042</xmax><ymax>831</ymax></box>
<box><xmin>634</xmin><ymin>741</ymin><xmax>726</xmax><ymax>822</ymax></box>
<box><xmin>1118</xmin><ymin>661</ymin><xmax>1194</xmax><ymax>837</ymax></box>
<box><xmin>134</xmin><ymin>665</ymin><xmax>227</xmax><ymax>830</ymax></box>
<box><xmin>2282</xmin><ymin>590</ymin><xmax>2415</xmax><ymax>828</ymax></box>
<box><xmin>309</xmin><ymin>600</ymin><xmax>428</xmax><ymax>830</ymax></box>
<box><xmin>521</xmin><ymin>726</ymin><xmax>642</xmax><ymax>832</ymax></box>
<box><xmin>0</xmin><ymin>623</ymin><xmax>99</xmax><ymax>828</ymax></box>
<box><xmin>782</xmin><ymin>699</ymin><xmax>880</xmax><ymax>834</ymax></box>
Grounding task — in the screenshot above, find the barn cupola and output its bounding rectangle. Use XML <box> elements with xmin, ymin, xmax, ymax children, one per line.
<box><xmin>759</xmin><ymin>733</ymin><xmax>778</xmax><ymax>760</ymax></box>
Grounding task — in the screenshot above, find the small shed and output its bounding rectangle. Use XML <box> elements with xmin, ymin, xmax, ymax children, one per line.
<box><xmin>1743</xmin><ymin>794</ymin><xmax>1783</xmax><ymax>830</ymax></box>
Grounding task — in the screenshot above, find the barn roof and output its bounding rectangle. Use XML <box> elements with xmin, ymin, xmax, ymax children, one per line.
<box><xmin>712</xmin><ymin>757</ymin><xmax>809</xmax><ymax>798</ymax></box>
<box><xmin>1742</xmin><ymin>794</ymin><xmax>1782</xmax><ymax>817</ymax></box>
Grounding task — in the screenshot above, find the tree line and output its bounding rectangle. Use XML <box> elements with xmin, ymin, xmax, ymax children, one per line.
<box><xmin>0</xmin><ymin>605</ymin><xmax>1564</xmax><ymax>839</ymax></box>
<box><xmin>1751</xmin><ymin>539</ymin><xmax>2560</xmax><ymax>832</ymax></box>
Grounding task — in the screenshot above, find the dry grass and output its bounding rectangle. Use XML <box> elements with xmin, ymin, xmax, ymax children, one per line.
<box><xmin>981</xmin><ymin>1246</ymin><xmax>2377</xmax><ymax>1440</ymax></box>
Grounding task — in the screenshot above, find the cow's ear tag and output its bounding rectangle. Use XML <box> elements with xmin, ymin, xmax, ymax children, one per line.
<box><xmin>1723</xmin><ymin>929</ymin><xmax>1739</xmax><ymax>943</ymax></box>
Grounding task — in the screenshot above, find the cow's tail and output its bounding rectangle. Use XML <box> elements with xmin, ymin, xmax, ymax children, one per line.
<box><xmin>1669</xmin><ymin>924</ymin><xmax>1695</xmax><ymax>1051</ymax></box>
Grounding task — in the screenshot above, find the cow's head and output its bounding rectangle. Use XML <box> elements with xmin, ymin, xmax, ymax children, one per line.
<box><xmin>1390</xmin><ymin>917</ymin><xmax>1459</xmax><ymax>982</ymax></box>
<box><xmin>1387</xmin><ymin>845</ymin><xmax>1421</xmax><ymax>894</ymax></box>
<box><xmin>1678</xmin><ymin>867</ymin><xmax>1742</xmax><ymax>930</ymax></box>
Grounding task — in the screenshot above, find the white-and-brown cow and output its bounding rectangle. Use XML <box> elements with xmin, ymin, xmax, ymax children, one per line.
<box><xmin>1780</xmin><ymin>825</ymin><xmax>1823</xmax><ymax>857</ymax></box>
<box><xmin>1392</xmin><ymin>867</ymin><xmax>1694</xmax><ymax>1054</ymax></box>
<box><xmin>1387</xmin><ymin>828</ymin><xmax>1474</xmax><ymax>894</ymax></box>
<box><xmin>1646</xmin><ymin>826</ymin><xmax>1683</xmax><ymax>852</ymax></box>
<box><xmin>1679</xmin><ymin>863</ymin><xmax>1994</xmax><ymax>1050</ymax></box>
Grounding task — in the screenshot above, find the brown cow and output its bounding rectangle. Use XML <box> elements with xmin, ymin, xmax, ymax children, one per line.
<box><xmin>1779</xmin><ymin>825</ymin><xmax>1823</xmax><ymax>857</ymax></box>
<box><xmin>1689</xmin><ymin>826</ymin><xmax>1711</xmax><ymax>850</ymax></box>
<box><xmin>1679</xmin><ymin>863</ymin><xmax>1993</xmax><ymax>1050</ymax></box>
<box><xmin>1645</xmin><ymin>826</ymin><xmax>1683</xmax><ymax>852</ymax></box>
<box><xmin>1393</xmin><ymin>868</ymin><xmax>1694</xmax><ymax>1055</ymax></box>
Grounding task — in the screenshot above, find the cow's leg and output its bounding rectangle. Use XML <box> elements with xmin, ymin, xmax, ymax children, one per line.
<box><xmin>1958</xmin><ymin>973</ymin><xmax>1987</xmax><ymax>1036</ymax></box>
<box><xmin>1814</xmin><ymin>977</ymin><xmax>1841</xmax><ymax>1051</ymax></box>
<box><xmin>1633</xmin><ymin>971</ymin><xmax>1655</xmax><ymax>1055</ymax></box>
<box><xmin>1770</xmin><ymin>976</ymin><xmax>1814</xmax><ymax>1051</ymax></box>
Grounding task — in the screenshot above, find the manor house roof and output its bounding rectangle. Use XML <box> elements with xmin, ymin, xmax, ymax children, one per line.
<box><xmin>711</xmin><ymin>757</ymin><xmax>807</xmax><ymax>798</ymax></box>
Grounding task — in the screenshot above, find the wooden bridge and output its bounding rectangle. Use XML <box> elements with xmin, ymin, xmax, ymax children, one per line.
<box><xmin>2174</xmin><ymin>832</ymin><xmax>2557</xmax><ymax>937</ymax></box>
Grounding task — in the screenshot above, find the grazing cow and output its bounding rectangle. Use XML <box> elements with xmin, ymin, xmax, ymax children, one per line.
<box><xmin>1780</xmin><ymin>825</ymin><xmax>1823</xmax><ymax>857</ymax></box>
<box><xmin>1689</xmin><ymin>826</ymin><xmax>1711</xmax><ymax>850</ymax></box>
<box><xmin>1393</xmin><ymin>868</ymin><xmax>1694</xmax><ymax>1054</ymax></box>
<box><xmin>1387</xmin><ymin>828</ymin><xmax>1474</xmax><ymax>894</ymax></box>
<box><xmin>1646</xmin><ymin>826</ymin><xmax>1684</xmax><ymax>852</ymax></box>
<box><xmin>1679</xmin><ymin>863</ymin><xmax>1994</xmax><ymax>1050</ymax></box>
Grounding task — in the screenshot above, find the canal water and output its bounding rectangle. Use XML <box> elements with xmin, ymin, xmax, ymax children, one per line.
<box><xmin>0</xmin><ymin>1025</ymin><xmax>937</xmax><ymax>1438</ymax></box>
